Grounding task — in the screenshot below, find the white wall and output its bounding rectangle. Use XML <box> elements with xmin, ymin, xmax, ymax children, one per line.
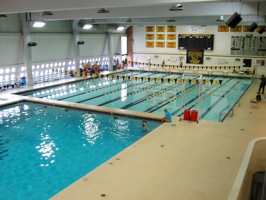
<box><xmin>132</xmin><ymin>25</ymin><xmax>266</xmax><ymax>72</ymax></box>
<box><xmin>0</xmin><ymin>33</ymin><xmax>21</xmax><ymax>66</ymax></box>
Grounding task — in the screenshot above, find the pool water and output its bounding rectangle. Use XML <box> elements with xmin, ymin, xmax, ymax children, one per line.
<box><xmin>20</xmin><ymin>71</ymin><xmax>254</xmax><ymax>122</ymax></box>
<box><xmin>0</xmin><ymin>102</ymin><xmax>160</xmax><ymax>200</ymax></box>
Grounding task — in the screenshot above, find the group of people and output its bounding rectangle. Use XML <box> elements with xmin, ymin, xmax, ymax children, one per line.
<box><xmin>115</xmin><ymin>58</ymin><xmax>128</xmax><ymax>69</ymax></box>
<box><xmin>82</xmin><ymin>61</ymin><xmax>99</xmax><ymax>77</ymax></box>
<box><xmin>141</xmin><ymin>109</ymin><xmax>172</xmax><ymax>132</ymax></box>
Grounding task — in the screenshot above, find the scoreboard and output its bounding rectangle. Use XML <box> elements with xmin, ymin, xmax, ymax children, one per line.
<box><xmin>178</xmin><ymin>34</ymin><xmax>214</xmax><ymax>50</ymax></box>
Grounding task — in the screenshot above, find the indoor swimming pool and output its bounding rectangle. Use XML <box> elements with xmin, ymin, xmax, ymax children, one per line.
<box><xmin>19</xmin><ymin>71</ymin><xmax>254</xmax><ymax>122</ymax></box>
<box><xmin>0</xmin><ymin>102</ymin><xmax>160</xmax><ymax>200</ymax></box>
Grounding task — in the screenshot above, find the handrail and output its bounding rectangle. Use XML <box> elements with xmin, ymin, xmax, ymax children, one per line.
<box><xmin>262</xmin><ymin>167</ymin><xmax>266</xmax><ymax>200</ymax></box>
<box><xmin>219</xmin><ymin>104</ymin><xmax>234</xmax><ymax>122</ymax></box>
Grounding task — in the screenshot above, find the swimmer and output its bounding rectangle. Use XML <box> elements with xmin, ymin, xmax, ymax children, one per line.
<box><xmin>142</xmin><ymin>121</ymin><xmax>149</xmax><ymax>132</ymax></box>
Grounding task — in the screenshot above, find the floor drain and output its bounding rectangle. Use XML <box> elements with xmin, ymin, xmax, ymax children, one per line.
<box><xmin>227</xmin><ymin>157</ymin><xmax>230</xmax><ymax>159</ymax></box>
<box><xmin>116</xmin><ymin>158</ymin><xmax>120</xmax><ymax>160</ymax></box>
<box><xmin>101</xmin><ymin>194</ymin><xmax>106</xmax><ymax>197</ymax></box>
<box><xmin>241</xmin><ymin>129</ymin><xmax>244</xmax><ymax>131</ymax></box>
<box><xmin>250</xmin><ymin>112</ymin><xmax>252</xmax><ymax>113</ymax></box>
<box><xmin>109</xmin><ymin>162</ymin><xmax>113</xmax><ymax>165</ymax></box>
<box><xmin>161</xmin><ymin>145</ymin><xmax>164</xmax><ymax>147</ymax></box>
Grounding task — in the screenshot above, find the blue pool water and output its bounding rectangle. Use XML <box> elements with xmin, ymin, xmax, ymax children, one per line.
<box><xmin>20</xmin><ymin>71</ymin><xmax>254</xmax><ymax>122</ymax></box>
<box><xmin>0</xmin><ymin>102</ymin><xmax>160</xmax><ymax>200</ymax></box>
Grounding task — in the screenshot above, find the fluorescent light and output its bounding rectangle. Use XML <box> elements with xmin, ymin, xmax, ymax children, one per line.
<box><xmin>83</xmin><ymin>24</ymin><xmax>93</xmax><ymax>29</ymax></box>
<box><xmin>33</xmin><ymin>21</ymin><xmax>45</xmax><ymax>27</ymax></box>
<box><xmin>117</xmin><ymin>26</ymin><xmax>124</xmax><ymax>31</ymax></box>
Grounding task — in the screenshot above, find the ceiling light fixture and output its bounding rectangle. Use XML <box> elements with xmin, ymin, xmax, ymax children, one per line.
<box><xmin>215</xmin><ymin>15</ymin><xmax>224</xmax><ymax>22</ymax></box>
<box><xmin>33</xmin><ymin>21</ymin><xmax>45</xmax><ymax>27</ymax></box>
<box><xmin>169</xmin><ymin>4</ymin><xmax>184</xmax><ymax>11</ymax></box>
<box><xmin>40</xmin><ymin>11</ymin><xmax>53</xmax><ymax>16</ymax></box>
<box><xmin>83</xmin><ymin>24</ymin><xmax>93</xmax><ymax>29</ymax></box>
<box><xmin>117</xmin><ymin>26</ymin><xmax>124</xmax><ymax>31</ymax></box>
<box><xmin>97</xmin><ymin>8</ymin><xmax>110</xmax><ymax>13</ymax></box>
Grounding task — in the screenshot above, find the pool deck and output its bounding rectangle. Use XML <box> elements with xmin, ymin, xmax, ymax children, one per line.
<box><xmin>1</xmin><ymin>69</ymin><xmax>265</xmax><ymax>200</ymax></box>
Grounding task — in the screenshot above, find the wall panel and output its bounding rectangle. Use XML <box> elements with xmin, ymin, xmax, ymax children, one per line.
<box><xmin>0</xmin><ymin>33</ymin><xmax>21</xmax><ymax>66</ymax></box>
<box><xmin>79</xmin><ymin>34</ymin><xmax>106</xmax><ymax>58</ymax></box>
<box><xmin>31</xmin><ymin>33</ymin><xmax>72</xmax><ymax>62</ymax></box>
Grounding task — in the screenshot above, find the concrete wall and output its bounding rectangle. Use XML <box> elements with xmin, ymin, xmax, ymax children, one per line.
<box><xmin>132</xmin><ymin>25</ymin><xmax>266</xmax><ymax>73</ymax></box>
<box><xmin>228</xmin><ymin>137</ymin><xmax>266</xmax><ymax>200</ymax></box>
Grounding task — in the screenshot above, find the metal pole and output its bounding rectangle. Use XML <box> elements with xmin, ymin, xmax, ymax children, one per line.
<box><xmin>238</xmin><ymin>80</ymin><xmax>241</xmax><ymax>107</ymax></box>
<box><xmin>21</xmin><ymin>14</ymin><xmax>33</xmax><ymax>86</ymax></box>
<box><xmin>108</xmin><ymin>32</ymin><xmax>114</xmax><ymax>71</ymax></box>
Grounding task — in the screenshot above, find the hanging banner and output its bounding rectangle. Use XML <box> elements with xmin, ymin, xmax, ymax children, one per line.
<box><xmin>206</xmin><ymin>79</ymin><xmax>210</xmax><ymax>84</ymax></box>
<box><xmin>99</xmin><ymin>74</ymin><xmax>102</xmax><ymax>78</ymax></box>
<box><xmin>144</xmin><ymin>77</ymin><xmax>147</xmax><ymax>81</ymax></box>
<box><xmin>125</xmin><ymin>76</ymin><xmax>128</xmax><ymax>80</ymax></box>
<box><xmin>171</xmin><ymin>78</ymin><xmax>174</xmax><ymax>83</ymax></box>
<box><xmin>192</xmin><ymin>79</ymin><xmax>195</xmax><ymax>84</ymax></box>
<box><xmin>215</xmin><ymin>80</ymin><xmax>219</xmax><ymax>85</ymax></box>
<box><xmin>157</xmin><ymin>77</ymin><xmax>161</xmax><ymax>82</ymax></box>
<box><xmin>178</xmin><ymin>79</ymin><xmax>181</xmax><ymax>83</ymax></box>
<box><xmin>164</xmin><ymin>78</ymin><xmax>168</xmax><ymax>83</ymax></box>
<box><xmin>187</xmin><ymin>50</ymin><xmax>204</xmax><ymax>64</ymax></box>
<box><xmin>131</xmin><ymin>76</ymin><xmax>134</xmax><ymax>80</ymax></box>
<box><xmin>109</xmin><ymin>75</ymin><xmax>112</xmax><ymax>79</ymax></box>
<box><xmin>114</xmin><ymin>75</ymin><xmax>117</xmax><ymax>79</ymax></box>
<box><xmin>119</xmin><ymin>76</ymin><xmax>123</xmax><ymax>80</ymax></box>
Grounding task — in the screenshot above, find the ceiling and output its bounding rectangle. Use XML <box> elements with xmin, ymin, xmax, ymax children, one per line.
<box><xmin>1</xmin><ymin>0</ymin><xmax>266</xmax><ymax>26</ymax></box>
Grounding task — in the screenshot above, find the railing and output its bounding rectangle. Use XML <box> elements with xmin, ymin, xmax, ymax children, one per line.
<box><xmin>219</xmin><ymin>104</ymin><xmax>234</xmax><ymax>122</ymax></box>
<box><xmin>262</xmin><ymin>167</ymin><xmax>266</xmax><ymax>200</ymax></box>
<box><xmin>33</xmin><ymin>72</ymin><xmax>71</xmax><ymax>84</ymax></box>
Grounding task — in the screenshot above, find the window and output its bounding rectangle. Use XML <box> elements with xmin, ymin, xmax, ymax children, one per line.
<box><xmin>0</xmin><ymin>76</ymin><xmax>3</xmax><ymax>80</ymax></box>
<box><xmin>5</xmin><ymin>68</ymin><xmax>10</xmax><ymax>73</ymax></box>
<box><xmin>21</xmin><ymin>66</ymin><xmax>25</xmax><ymax>71</ymax></box>
<box><xmin>11</xmin><ymin>67</ymin><xmax>16</xmax><ymax>72</ymax></box>
<box><xmin>121</xmin><ymin>36</ymin><xmax>127</xmax><ymax>55</ymax></box>
<box><xmin>62</xmin><ymin>62</ymin><xmax>66</xmax><ymax>66</ymax></box>
<box><xmin>69</xmin><ymin>61</ymin><xmax>72</xmax><ymax>65</ymax></box>
<box><xmin>32</xmin><ymin>65</ymin><xmax>35</xmax><ymax>69</ymax></box>
<box><xmin>0</xmin><ymin>69</ymin><xmax>3</xmax><ymax>74</ymax></box>
<box><xmin>5</xmin><ymin>75</ymin><xmax>9</xmax><ymax>80</ymax></box>
<box><xmin>11</xmin><ymin>74</ymin><xmax>15</xmax><ymax>79</ymax></box>
<box><xmin>54</xmin><ymin>63</ymin><xmax>58</xmax><ymax>67</ymax></box>
<box><xmin>37</xmin><ymin>65</ymin><xmax>40</xmax><ymax>69</ymax></box>
<box><xmin>50</xmin><ymin>63</ymin><xmax>53</xmax><ymax>67</ymax></box>
<box><xmin>41</xmin><ymin>64</ymin><xmax>44</xmax><ymax>68</ymax></box>
<box><xmin>35</xmin><ymin>71</ymin><xmax>39</xmax><ymax>75</ymax></box>
<box><xmin>58</xmin><ymin>62</ymin><xmax>61</xmax><ymax>66</ymax></box>
<box><xmin>20</xmin><ymin>73</ymin><xmax>24</xmax><ymax>77</ymax></box>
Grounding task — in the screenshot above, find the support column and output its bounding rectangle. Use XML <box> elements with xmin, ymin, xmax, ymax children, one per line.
<box><xmin>108</xmin><ymin>32</ymin><xmax>114</xmax><ymax>71</ymax></box>
<box><xmin>21</xmin><ymin>15</ymin><xmax>33</xmax><ymax>86</ymax></box>
<box><xmin>126</xmin><ymin>26</ymin><xmax>133</xmax><ymax>67</ymax></box>
<box><xmin>73</xmin><ymin>28</ymin><xmax>80</xmax><ymax>76</ymax></box>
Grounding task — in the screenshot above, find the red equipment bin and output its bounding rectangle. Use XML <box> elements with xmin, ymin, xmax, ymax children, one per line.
<box><xmin>190</xmin><ymin>110</ymin><xmax>198</xmax><ymax>122</ymax></box>
<box><xmin>183</xmin><ymin>109</ymin><xmax>190</xmax><ymax>121</ymax></box>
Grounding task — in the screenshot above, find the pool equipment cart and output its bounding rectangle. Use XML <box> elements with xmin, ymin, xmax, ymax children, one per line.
<box><xmin>179</xmin><ymin>73</ymin><xmax>203</xmax><ymax>123</ymax></box>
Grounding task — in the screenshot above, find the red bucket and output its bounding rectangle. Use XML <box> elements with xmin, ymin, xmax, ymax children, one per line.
<box><xmin>183</xmin><ymin>109</ymin><xmax>190</xmax><ymax>121</ymax></box>
<box><xmin>190</xmin><ymin>110</ymin><xmax>198</xmax><ymax>122</ymax></box>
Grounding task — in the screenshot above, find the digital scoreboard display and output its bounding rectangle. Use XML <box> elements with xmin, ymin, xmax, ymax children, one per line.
<box><xmin>178</xmin><ymin>34</ymin><xmax>214</xmax><ymax>50</ymax></box>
